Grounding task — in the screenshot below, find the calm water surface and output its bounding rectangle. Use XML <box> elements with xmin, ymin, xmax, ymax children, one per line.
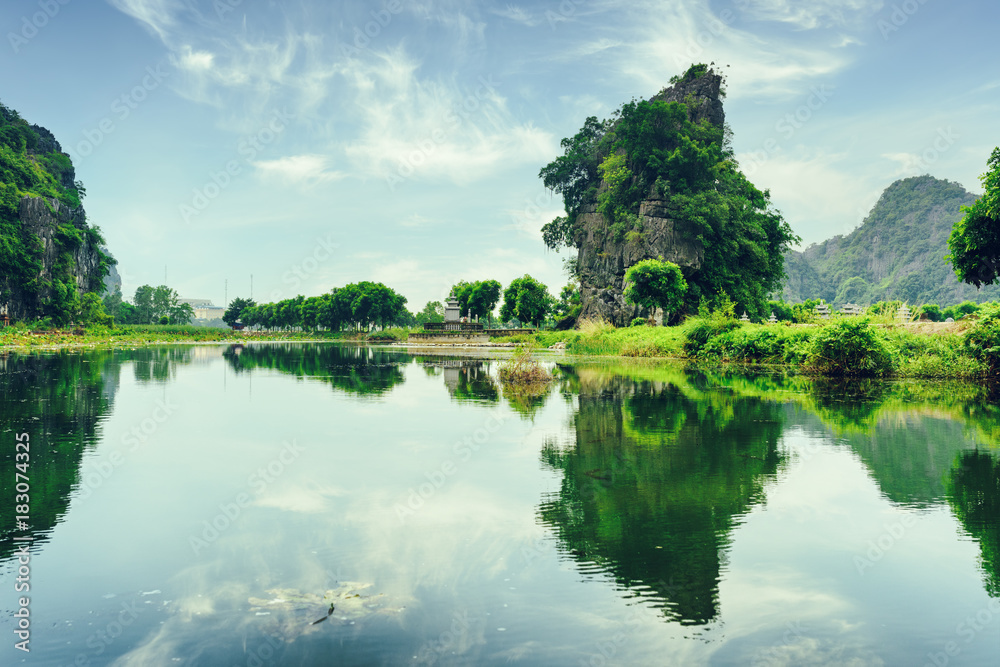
<box><xmin>0</xmin><ymin>344</ymin><xmax>998</xmax><ymax>666</ymax></box>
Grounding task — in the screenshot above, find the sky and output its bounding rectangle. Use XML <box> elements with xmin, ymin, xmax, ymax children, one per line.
<box><xmin>2</xmin><ymin>0</ymin><xmax>998</xmax><ymax>310</ymax></box>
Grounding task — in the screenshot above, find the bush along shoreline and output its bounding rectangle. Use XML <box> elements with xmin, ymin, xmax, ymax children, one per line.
<box><xmin>4</xmin><ymin>311</ymin><xmax>997</xmax><ymax>380</ymax></box>
<box><xmin>495</xmin><ymin>306</ymin><xmax>1000</xmax><ymax>379</ymax></box>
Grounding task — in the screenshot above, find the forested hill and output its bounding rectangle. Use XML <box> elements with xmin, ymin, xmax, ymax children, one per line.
<box><xmin>782</xmin><ymin>175</ymin><xmax>997</xmax><ymax>306</ymax></box>
<box><xmin>0</xmin><ymin>101</ymin><xmax>112</xmax><ymax>323</ymax></box>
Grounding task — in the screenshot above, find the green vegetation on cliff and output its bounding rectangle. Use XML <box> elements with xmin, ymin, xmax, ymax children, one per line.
<box><xmin>784</xmin><ymin>174</ymin><xmax>998</xmax><ymax>306</ymax></box>
<box><xmin>0</xmin><ymin>101</ymin><xmax>112</xmax><ymax>324</ymax></box>
<box><xmin>540</xmin><ymin>64</ymin><xmax>798</xmax><ymax>319</ymax></box>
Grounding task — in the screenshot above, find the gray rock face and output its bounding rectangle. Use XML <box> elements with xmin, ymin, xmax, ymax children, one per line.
<box><xmin>2</xmin><ymin>196</ymin><xmax>106</xmax><ymax>320</ymax></box>
<box><xmin>575</xmin><ymin>70</ymin><xmax>724</xmax><ymax>326</ymax></box>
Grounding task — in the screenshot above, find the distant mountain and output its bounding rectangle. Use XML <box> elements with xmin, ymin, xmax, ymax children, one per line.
<box><xmin>781</xmin><ymin>175</ymin><xmax>997</xmax><ymax>306</ymax></box>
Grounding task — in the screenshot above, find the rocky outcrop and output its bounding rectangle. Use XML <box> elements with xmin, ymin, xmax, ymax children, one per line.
<box><xmin>2</xmin><ymin>196</ymin><xmax>107</xmax><ymax>321</ymax></box>
<box><xmin>575</xmin><ymin>70</ymin><xmax>725</xmax><ymax>326</ymax></box>
<box><xmin>575</xmin><ymin>198</ymin><xmax>704</xmax><ymax>325</ymax></box>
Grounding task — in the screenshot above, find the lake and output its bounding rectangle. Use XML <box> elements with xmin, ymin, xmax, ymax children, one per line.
<box><xmin>1</xmin><ymin>343</ymin><xmax>998</xmax><ymax>666</ymax></box>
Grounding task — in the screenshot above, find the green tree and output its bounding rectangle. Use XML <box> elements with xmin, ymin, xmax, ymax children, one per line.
<box><xmin>623</xmin><ymin>259</ymin><xmax>688</xmax><ymax>324</ymax></box>
<box><xmin>415</xmin><ymin>301</ymin><xmax>444</xmax><ymax>325</ymax></box>
<box><xmin>169</xmin><ymin>302</ymin><xmax>194</xmax><ymax>325</ymax></box>
<box><xmin>224</xmin><ymin>297</ymin><xmax>256</xmax><ymax>327</ymax></box>
<box><xmin>917</xmin><ymin>304</ymin><xmax>942</xmax><ymax>322</ymax></box>
<box><xmin>948</xmin><ymin>147</ymin><xmax>1000</xmax><ymax>287</ymax></box>
<box><xmin>133</xmin><ymin>285</ymin><xmax>155</xmax><ymax>324</ymax></box>
<box><xmin>468</xmin><ymin>280</ymin><xmax>502</xmax><ymax>325</ymax></box>
<box><xmin>500</xmin><ymin>275</ymin><xmax>551</xmax><ymax>328</ymax></box>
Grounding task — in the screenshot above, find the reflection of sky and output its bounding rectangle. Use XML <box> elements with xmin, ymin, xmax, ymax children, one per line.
<box><xmin>0</xmin><ymin>350</ymin><xmax>997</xmax><ymax>666</ymax></box>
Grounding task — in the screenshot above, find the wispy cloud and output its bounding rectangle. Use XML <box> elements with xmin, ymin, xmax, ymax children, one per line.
<box><xmin>339</xmin><ymin>47</ymin><xmax>557</xmax><ymax>185</ymax></box>
<box><xmin>252</xmin><ymin>154</ymin><xmax>347</xmax><ymax>186</ymax></box>
<box><xmin>738</xmin><ymin>0</ymin><xmax>885</xmax><ymax>30</ymax></box>
<box><xmin>490</xmin><ymin>4</ymin><xmax>541</xmax><ymax>27</ymax></box>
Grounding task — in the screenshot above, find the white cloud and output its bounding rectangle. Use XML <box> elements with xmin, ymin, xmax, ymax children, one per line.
<box><xmin>108</xmin><ymin>0</ymin><xmax>185</xmax><ymax>41</ymax></box>
<box><xmin>339</xmin><ymin>47</ymin><xmax>558</xmax><ymax>185</ymax></box>
<box><xmin>597</xmin><ymin>1</ymin><xmax>852</xmax><ymax>101</ymax></box>
<box><xmin>252</xmin><ymin>154</ymin><xmax>347</xmax><ymax>185</ymax></box>
<box><xmin>490</xmin><ymin>4</ymin><xmax>540</xmax><ymax>26</ymax></box>
<box><xmin>738</xmin><ymin>0</ymin><xmax>885</xmax><ymax>30</ymax></box>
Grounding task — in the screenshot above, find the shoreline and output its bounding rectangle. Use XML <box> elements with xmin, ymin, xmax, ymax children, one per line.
<box><xmin>0</xmin><ymin>317</ymin><xmax>993</xmax><ymax>381</ymax></box>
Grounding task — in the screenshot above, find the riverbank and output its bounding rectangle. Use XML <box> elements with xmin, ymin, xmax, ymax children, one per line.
<box><xmin>3</xmin><ymin>315</ymin><xmax>995</xmax><ymax>380</ymax></box>
<box><xmin>0</xmin><ymin>325</ymin><xmax>354</xmax><ymax>350</ymax></box>
<box><xmin>493</xmin><ymin>315</ymin><xmax>994</xmax><ymax>379</ymax></box>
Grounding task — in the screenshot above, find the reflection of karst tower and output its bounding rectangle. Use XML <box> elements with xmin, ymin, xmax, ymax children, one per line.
<box><xmin>538</xmin><ymin>371</ymin><xmax>782</xmax><ymax>625</ymax></box>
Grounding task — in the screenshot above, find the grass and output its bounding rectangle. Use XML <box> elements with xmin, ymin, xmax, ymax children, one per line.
<box><xmin>0</xmin><ymin>323</ymin><xmax>382</xmax><ymax>350</ymax></box>
<box><xmin>492</xmin><ymin>314</ymin><xmax>997</xmax><ymax>380</ymax></box>
<box><xmin>497</xmin><ymin>345</ymin><xmax>553</xmax><ymax>390</ymax></box>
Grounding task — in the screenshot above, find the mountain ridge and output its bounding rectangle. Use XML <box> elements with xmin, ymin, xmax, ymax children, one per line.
<box><xmin>781</xmin><ymin>174</ymin><xmax>995</xmax><ymax>306</ymax></box>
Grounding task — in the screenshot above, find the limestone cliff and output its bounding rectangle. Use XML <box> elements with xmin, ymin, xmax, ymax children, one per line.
<box><xmin>0</xmin><ymin>101</ymin><xmax>112</xmax><ymax>321</ymax></box>
<box><xmin>573</xmin><ymin>71</ymin><xmax>727</xmax><ymax>325</ymax></box>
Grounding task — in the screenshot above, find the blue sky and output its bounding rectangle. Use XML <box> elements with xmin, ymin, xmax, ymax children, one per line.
<box><xmin>2</xmin><ymin>0</ymin><xmax>998</xmax><ymax>310</ymax></box>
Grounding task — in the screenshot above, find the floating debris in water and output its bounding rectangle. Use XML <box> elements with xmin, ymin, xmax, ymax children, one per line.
<box><xmin>247</xmin><ymin>582</ymin><xmax>407</xmax><ymax>642</ymax></box>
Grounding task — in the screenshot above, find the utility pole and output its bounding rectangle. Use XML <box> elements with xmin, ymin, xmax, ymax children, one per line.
<box><xmin>250</xmin><ymin>274</ymin><xmax>253</xmax><ymax>300</ymax></box>
<box><xmin>225</xmin><ymin>279</ymin><xmax>228</xmax><ymax>308</ymax></box>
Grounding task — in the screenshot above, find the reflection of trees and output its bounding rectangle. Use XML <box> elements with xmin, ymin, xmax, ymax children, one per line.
<box><xmin>948</xmin><ymin>451</ymin><xmax>1000</xmax><ymax>597</ymax></box>
<box><xmin>130</xmin><ymin>346</ymin><xmax>194</xmax><ymax>384</ymax></box>
<box><xmin>538</xmin><ymin>370</ymin><xmax>782</xmax><ymax>626</ymax></box>
<box><xmin>0</xmin><ymin>350</ymin><xmax>120</xmax><ymax>562</ymax></box>
<box><xmin>223</xmin><ymin>344</ymin><xmax>409</xmax><ymax>396</ymax></box>
<box><xmin>416</xmin><ymin>357</ymin><xmax>500</xmax><ymax>404</ymax></box>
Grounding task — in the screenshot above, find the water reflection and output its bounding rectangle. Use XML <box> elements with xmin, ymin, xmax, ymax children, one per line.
<box><xmin>537</xmin><ymin>366</ymin><xmax>784</xmax><ymax>625</ymax></box>
<box><xmin>948</xmin><ymin>450</ymin><xmax>1000</xmax><ymax>597</ymax></box>
<box><xmin>222</xmin><ymin>343</ymin><xmax>409</xmax><ymax>396</ymax></box>
<box><xmin>415</xmin><ymin>357</ymin><xmax>500</xmax><ymax>404</ymax></box>
<box><xmin>0</xmin><ymin>350</ymin><xmax>120</xmax><ymax>559</ymax></box>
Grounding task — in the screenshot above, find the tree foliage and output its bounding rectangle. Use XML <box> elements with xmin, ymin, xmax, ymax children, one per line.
<box><xmin>623</xmin><ymin>259</ymin><xmax>687</xmax><ymax>324</ymax></box>
<box><xmin>1</xmin><ymin>101</ymin><xmax>111</xmax><ymax>324</ymax></box>
<box><xmin>224</xmin><ymin>297</ymin><xmax>256</xmax><ymax>327</ymax></box>
<box><xmin>538</xmin><ymin>65</ymin><xmax>797</xmax><ymax>319</ymax></box>
<box><xmin>948</xmin><ymin>147</ymin><xmax>1000</xmax><ymax>287</ymax></box>
<box><xmin>239</xmin><ymin>281</ymin><xmax>409</xmax><ymax>332</ymax></box>
<box><xmin>500</xmin><ymin>275</ymin><xmax>551</xmax><ymax>327</ymax></box>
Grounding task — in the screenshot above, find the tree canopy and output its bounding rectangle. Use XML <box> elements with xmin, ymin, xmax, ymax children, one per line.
<box><xmin>500</xmin><ymin>275</ymin><xmax>551</xmax><ymax>327</ymax></box>
<box><xmin>623</xmin><ymin>259</ymin><xmax>687</xmax><ymax>323</ymax></box>
<box><xmin>238</xmin><ymin>281</ymin><xmax>410</xmax><ymax>332</ymax></box>
<box><xmin>948</xmin><ymin>147</ymin><xmax>1000</xmax><ymax>287</ymax></box>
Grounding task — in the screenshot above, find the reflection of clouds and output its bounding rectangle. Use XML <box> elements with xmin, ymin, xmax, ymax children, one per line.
<box><xmin>252</xmin><ymin>480</ymin><xmax>347</xmax><ymax>513</ymax></box>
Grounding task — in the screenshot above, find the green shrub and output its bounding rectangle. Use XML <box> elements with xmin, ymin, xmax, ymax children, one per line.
<box><xmin>964</xmin><ymin>304</ymin><xmax>1000</xmax><ymax>374</ymax></box>
<box><xmin>630</xmin><ymin>317</ymin><xmax>647</xmax><ymax>327</ymax></box>
<box><xmin>681</xmin><ymin>316</ymin><xmax>742</xmax><ymax>356</ymax></box>
<box><xmin>805</xmin><ymin>317</ymin><xmax>895</xmax><ymax>377</ymax></box>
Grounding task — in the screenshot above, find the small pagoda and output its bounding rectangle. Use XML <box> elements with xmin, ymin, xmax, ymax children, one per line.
<box><xmin>408</xmin><ymin>295</ymin><xmax>488</xmax><ymax>345</ymax></box>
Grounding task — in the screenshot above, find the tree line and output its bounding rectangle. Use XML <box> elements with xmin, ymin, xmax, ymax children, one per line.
<box><xmin>221</xmin><ymin>275</ymin><xmax>567</xmax><ymax>331</ymax></box>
